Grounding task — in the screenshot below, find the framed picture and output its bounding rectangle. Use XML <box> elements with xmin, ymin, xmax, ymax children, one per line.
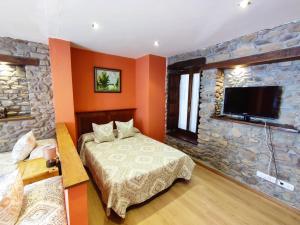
<box><xmin>94</xmin><ymin>67</ymin><xmax>121</xmax><ymax>93</ymax></box>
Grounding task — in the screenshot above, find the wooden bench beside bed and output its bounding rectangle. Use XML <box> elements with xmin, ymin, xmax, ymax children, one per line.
<box><xmin>56</xmin><ymin>123</ymin><xmax>89</xmax><ymax>225</ymax></box>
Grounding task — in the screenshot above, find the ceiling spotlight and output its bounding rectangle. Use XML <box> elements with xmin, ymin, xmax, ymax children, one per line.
<box><xmin>154</xmin><ymin>40</ymin><xmax>159</xmax><ymax>47</ymax></box>
<box><xmin>239</xmin><ymin>0</ymin><xmax>251</xmax><ymax>8</ymax></box>
<box><xmin>92</xmin><ymin>22</ymin><xmax>99</xmax><ymax>30</ymax></box>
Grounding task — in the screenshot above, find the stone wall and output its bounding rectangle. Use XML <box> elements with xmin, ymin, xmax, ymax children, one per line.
<box><xmin>0</xmin><ymin>37</ymin><xmax>55</xmax><ymax>152</ymax></box>
<box><xmin>0</xmin><ymin>65</ymin><xmax>30</xmax><ymax>116</ymax></box>
<box><xmin>166</xmin><ymin>20</ymin><xmax>300</xmax><ymax>209</ymax></box>
<box><xmin>223</xmin><ymin>63</ymin><xmax>300</xmax><ymax>127</ymax></box>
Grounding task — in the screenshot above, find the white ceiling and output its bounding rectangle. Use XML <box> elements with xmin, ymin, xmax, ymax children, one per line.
<box><xmin>0</xmin><ymin>0</ymin><xmax>300</xmax><ymax>58</ymax></box>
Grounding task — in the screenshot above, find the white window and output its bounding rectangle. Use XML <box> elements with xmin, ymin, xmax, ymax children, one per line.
<box><xmin>178</xmin><ymin>74</ymin><xmax>189</xmax><ymax>130</ymax></box>
<box><xmin>178</xmin><ymin>73</ymin><xmax>201</xmax><ymax>133</ymax></box>
<box><xmin>189</xmin><ymin>73</ymin><xmax>200</xmax><ymax>132</ymax></box>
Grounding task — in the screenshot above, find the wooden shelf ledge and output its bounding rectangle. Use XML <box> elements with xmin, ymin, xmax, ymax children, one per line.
<box><xmin>56</xmin><ymin>123</ymin><xmax>89</xmax><ymax>189</ymax></box>
<box><xmin>168</xmin><ymin>57</ymin><xmax>206</xmax><ymax>74</ymax></box>
<box><xmin>203</xmin><ymin>46</ymin><xmax>300</xmax><ymax>70</ymax></box>
<box><xmin>0</xmin><ymin>115</ymin><xmax>34</xmax><ymax>122</ymax></box>
<box><xmin>211</xmin><ymin>115</ymin><xmax>299</xmax><ymax>133</ymax></box>
<box><xmin>0</xmin><ymin>54</ymin><xmax>39</xmax><ymax>66</ymax></box>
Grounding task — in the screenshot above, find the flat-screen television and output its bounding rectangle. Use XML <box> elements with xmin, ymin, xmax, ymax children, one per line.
<box><xmin>223</xmin><ymin>86</ymin><xmax>282</xmax><ymax>119</ymax></box>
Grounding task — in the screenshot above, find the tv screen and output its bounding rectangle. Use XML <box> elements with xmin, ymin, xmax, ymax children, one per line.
<box><xmin>223</xmin><ymin>86</ymin><xmax>282</xmax><ymax>119</ymax></box>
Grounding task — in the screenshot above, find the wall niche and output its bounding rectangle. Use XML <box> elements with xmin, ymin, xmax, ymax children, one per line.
<box><xmin>0</xmin><ymin>37</ymin><xmax>55</xmax><ymax>153</ymax></box>
<box><xmin>0</xmin><ymin>65</ymin><xmax>30</xmax><ymax>117</ymax></box>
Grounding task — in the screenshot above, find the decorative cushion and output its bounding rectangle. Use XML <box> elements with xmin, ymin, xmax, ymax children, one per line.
<box><xmin>12</xmin><ymin>131</ymin><xmax>36</xmax><ymax>163</ymax></box>
<box><xmin>28</xmin><ymin>139</ymin><xmax>57</xmax><ymax>160</ymax></box>
<box><xmin>0</xmin><ymin>170</ymin><xmax>24</xmax><ymax>225</ymax></box>
<box><xmin>35</xmin><ymin>139</ymin><xmax>57</xmax><ymax>147</ymax></box>
<box><xmin>112</xmin><ymin>127</ymin><xmax>140</xmax><ymax>138</ymax></box>
<box><xmin>115</xmin><ymin>119</ymin><xmax>135</xmax><ymax>139</ymax></box>
<box><xmin>15</xmin><ymin>176</ymin><xmax>67</xmax><ymax>225</ymax></box>
<box><xmin>92</xmin><ymin>122</ymin><xmax>115</xmax><ymax>143</ymax></box>
<box><xmin>29</xmin><ymin>144</ymin><xmax>56</xmax><ymax>160</ymax></box>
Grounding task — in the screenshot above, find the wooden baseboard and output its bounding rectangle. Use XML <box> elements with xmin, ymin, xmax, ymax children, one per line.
<box><xmin>192</xmin><ymin>157</ymin><xmax>300</xmax><ymax>215</ymax></box>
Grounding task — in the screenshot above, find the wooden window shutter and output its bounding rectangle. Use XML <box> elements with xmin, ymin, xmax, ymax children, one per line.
<box><xmin>167</xmin><ymin>73</ymin><xmax>180</xmax><ymax>131</ymax></box>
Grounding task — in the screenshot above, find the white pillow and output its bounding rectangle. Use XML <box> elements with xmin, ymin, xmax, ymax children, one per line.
<box><xmin>12</xmin><ymin>131</ymin><xmax>36</xmax><ymax>163</ymax></box>
<box><xmin>115</xmin><ymin>119</ymin><xmax>135</xmax><ymax>139</ymax></box>
<box><xmin>112</xmin><ymin>127</ymin><xmax>140</xmax><ymax>138</ymax></box>
<box><xmin>0</xmin><ymin>170</ymin><xmax>24</xmax><ymax>225</ymax></box>
<box><xmin>35</xmin><ymin>138</ymin><xmax>57</xmax><ymax>147</ymax></box>
<box><xmin>92</xmin><ymin>122</ymin><xmax>115</xmax><ymax>143</ymax></box>
<box><xmin>29</xmin><ymin>144</ymin><xmax>56</xmax><ymax>160</ymax></box>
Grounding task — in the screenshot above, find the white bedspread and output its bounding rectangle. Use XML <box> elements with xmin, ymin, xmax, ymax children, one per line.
<box><xmin>80</xmin><ymin>133</ymin><xmax>195</xmax><ymax>218</ymax></box>
<box><xmin>0</xmin><ymin>152</ymin><xmax>17</xmax><ymax>176</ymax></box>
<box><xmin>16</xmin><ymin>176</ymin><xmax>67</xmax><ymax>225</ymax></box>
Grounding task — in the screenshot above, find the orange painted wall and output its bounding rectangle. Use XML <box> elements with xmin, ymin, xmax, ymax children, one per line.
<box><xmin>50</xmin><ymin>42</ymin><xmax>166</xmax><ymax>142</ymax></box>
<box><xmin>135</xmin><ymin>55</ymin><xmax>166</xmax><ymax>142</ymax></box>
<box><xmin>71</xmin><ymin>48</ymin><xmax>136</xmax><ymax>112</ymax></box>
<box><xmin>148</xmin><ymin>55</ymin><xmax>166</xmax><ymax>141</ymax></box>
<box><xmin>49</xmin><ymin>39</ymin><xmax>166</xmax><ymax>225</ymax></box>
<box><xmin>135</xmin><ymin>55</ymin><xmax>150</xmax><ymax>134</ymax></box>
<box><xmin>65</xmin><ymin>183</ymin><xmax>88</xmax><ymax>225</ymax></box>
<box><xmin>49</xmin><ymin>38</ymin><xmax>76</xmax><ymax>142</ymax></box>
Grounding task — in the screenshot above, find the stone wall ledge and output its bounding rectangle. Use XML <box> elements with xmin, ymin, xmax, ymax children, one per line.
<box><xmin>211</xmin><ymin>115</ymin><xmax>300</xmax><ymax>133</ymax></box>
<box><xmin>0</xmin><ymin>115</ymin><xmax>34</xmax><ymax>122</ymax></box>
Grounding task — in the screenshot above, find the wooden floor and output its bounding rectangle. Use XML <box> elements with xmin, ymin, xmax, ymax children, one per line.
<box><xmin>88</xmin><ymin>164</ymin><xmax>300</xmax><ymax>225</ymax></box>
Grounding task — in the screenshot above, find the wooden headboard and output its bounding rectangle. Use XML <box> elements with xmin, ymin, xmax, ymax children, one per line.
<box><xmin>75</xmin><ymin>108</ymin><xmax>136</xmax><ymax>138</ymax></box>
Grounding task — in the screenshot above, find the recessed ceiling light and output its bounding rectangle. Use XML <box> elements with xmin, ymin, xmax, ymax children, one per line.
<box><xmin>239</xmin><ymin>0</ymin><xmax>251</xmax><ymax>8</ymax></box>
<box><xmin>92</xmin><ymin>22</ymin><xmax>99</xmax><ymax>30</ymax></box>
<box><xmin>154</xmin><ymin>40</ymin><xmax>159</xmax><ymax>47</ymax></box>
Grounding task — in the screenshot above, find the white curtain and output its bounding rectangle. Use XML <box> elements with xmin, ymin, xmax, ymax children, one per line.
<box><xmin>178</xmin><ymin>74</ymin><xmax>189</xmax><ymax>130</ymax></box>
<box><xmin>189</xmin><ymin>73</ymin><xmax>200</xmax><ymax>132</ymax></box>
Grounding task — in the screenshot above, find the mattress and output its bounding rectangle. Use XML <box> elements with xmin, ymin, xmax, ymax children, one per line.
<box><xmin>80</xmin><ymin>133</ymin><xmax>195</xmax><ymax>218</ymax></box>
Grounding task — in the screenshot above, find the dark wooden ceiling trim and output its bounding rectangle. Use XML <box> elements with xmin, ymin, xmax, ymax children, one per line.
<box><xmin>202</xmin><ymin>46</ymin><xmax>300</xmax><ymax>70</ymax></box>
<box><xmin>168</xmin><ymin>57</ymin><xmax>206</xmax><ymax>71</ymax></box>
<box><xmin>168</xmin><ymin>68</ymin><xmax>201</xmax><ymax>75</ymax></box>
<box><xmin>0</xmin><ymin>54</ymin><xmax>39</xmax><ymax>66</ymax></box>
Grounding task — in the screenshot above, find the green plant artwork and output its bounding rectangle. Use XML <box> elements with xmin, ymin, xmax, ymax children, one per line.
<box><xmin>94</xmin><ymin>68</ymin><xmax>121</xmax><ymax>92</ymax></box>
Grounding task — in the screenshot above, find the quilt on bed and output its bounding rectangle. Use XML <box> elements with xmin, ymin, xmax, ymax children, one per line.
<box><xmin>16</xmin><ymin>176</ymin><xmax>67</xmax><ymax>225</ymax></box>
<box><xmin>80</xmin><ymin>133</ymin><xmax>195</xmax><ymax>218</ymax></box>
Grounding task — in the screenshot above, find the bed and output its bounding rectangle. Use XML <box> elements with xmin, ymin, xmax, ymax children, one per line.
<box><xmin>16</xmin><ymin>176</ymin><xmax>67</xmax><ymax>225</ymax></box>
<box><xmin>76</xmin><ymin>109</ymin><xmax>195</xmax><ymax>218</ymax></box>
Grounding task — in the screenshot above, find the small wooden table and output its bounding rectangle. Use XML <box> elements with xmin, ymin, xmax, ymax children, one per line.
<box><xmin>18</xmin><ymin>158</ymin><xmax>59</xmax><ymax>185</ymax></box>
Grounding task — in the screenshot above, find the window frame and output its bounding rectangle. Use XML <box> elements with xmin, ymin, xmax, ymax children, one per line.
<box><xmin>167</xmin><ymin>67</ymin><xmax>203</xmax><ymax>145</ymax></box>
